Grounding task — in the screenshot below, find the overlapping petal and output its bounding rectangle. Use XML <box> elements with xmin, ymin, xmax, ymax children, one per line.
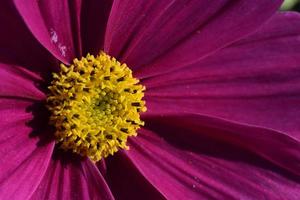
<box><xmin>30</xmin><ymin>153</ymin><xmax>114</xmax><ymax>200</ymax></box>
<box><xmin>0</xmin><ymin>99</ymin><xmax>54</xmax><ymax>200</ymax></box>
<box><xmin>105</xmin><ymin>152</ymin><xmax>166</xmax><ymax>200</ymax></box>
<box><xmin>81</xmin><ymin>0</ymin><xmax>113</xmax><ymax>56</ymax></box>
<box><xmin>0</xmin><ymin>60</ymin><xmax>54</xmax><ymax>199</ymax></box>
<box><xmin>126</xmin><ymin>114</ymin><xmax>300</xmax><ymax>199</ymax></box>
<box><xmin>144</xmin><ymin>12</ymin><xmax>300</xmax><ymax>137</ymax></box>
<box><xmin>104</xmin><ymin>0</ymin><xmax>282</xmax><ymax>78</ymax></box>
<box><xmin>0</xmin><ymin>1</ymin><xmax>58</xmax><ymax>74</ymax></box>
<box><xmin>13</xmin><ymin>0</ymin><xmax>80</xmax><ymax>64</ymax></box>
<box><xmin>0</xmin><ymin>63</ymin><xmax>45</xmax><ymax>100</ymax></box>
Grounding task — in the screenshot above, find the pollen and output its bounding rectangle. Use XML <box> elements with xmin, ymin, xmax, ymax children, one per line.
<box><xmin>47</xmin><ymin>52</ymin><xmax>146</xmax><ymax>162</ymax></box>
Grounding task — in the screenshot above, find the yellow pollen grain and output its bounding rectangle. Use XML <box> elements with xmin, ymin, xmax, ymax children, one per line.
<box><xmin>47</xmin><ymin>52</ymin><xmax>146</xmax><ymax>162</ymax></box>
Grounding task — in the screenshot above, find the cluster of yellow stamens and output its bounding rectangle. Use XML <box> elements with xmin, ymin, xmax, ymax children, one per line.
<box><xmin>47</xmin><ymin>52</ymin><xmax>146</xmax><ymax>161</ymax></box>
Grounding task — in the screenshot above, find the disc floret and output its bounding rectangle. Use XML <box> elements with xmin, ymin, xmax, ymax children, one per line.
<box><xmin>47</xmin><ymin>52</ymin><xmax>146</xmax><ymax>161</ymax></box>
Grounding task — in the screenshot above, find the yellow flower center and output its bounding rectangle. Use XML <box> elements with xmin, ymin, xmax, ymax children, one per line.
<box><xmin>47</xmin><ymin>52</ymin><xmax>146</xmax><ymax>161</ymax></box>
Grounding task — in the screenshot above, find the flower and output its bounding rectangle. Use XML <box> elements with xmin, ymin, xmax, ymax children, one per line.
<box><xmin>1</xmin><ymin>0</ymin><xmax>300</xmax><ymax>199</ymax></box>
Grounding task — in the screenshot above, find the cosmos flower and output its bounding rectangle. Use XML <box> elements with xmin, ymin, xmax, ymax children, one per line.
<box><xmin>1</xmin><ymin>0</ymin><xmax>300</xmax><ymax>199</ymax></box>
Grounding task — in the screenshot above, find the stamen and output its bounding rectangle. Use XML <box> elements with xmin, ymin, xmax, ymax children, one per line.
<box><xmin>47</xmin><ymin>52</ymin><xmax>146</xmax><ymax>162</ymax></box>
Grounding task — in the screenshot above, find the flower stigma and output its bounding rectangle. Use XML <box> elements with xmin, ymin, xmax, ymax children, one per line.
<box><xmin>47</xmin><ymin>52</ymin><xmax>146</xmax><ymax>162</ymax></box>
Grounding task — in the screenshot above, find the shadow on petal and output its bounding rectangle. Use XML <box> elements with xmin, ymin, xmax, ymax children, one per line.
<box><xmin>26</xmin><ymin>100</ymin><xmax>55</xmax><ymax>147</ymax></box>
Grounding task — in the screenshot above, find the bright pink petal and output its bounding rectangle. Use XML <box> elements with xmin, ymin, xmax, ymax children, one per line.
<box><xmin>105</xmin><ymin>152</ymin><xmax>166</xmax><ymax>200</ymax></box>
<box><xmin>0</xmin><ymin>99</ymin><xmax>54</xmax><ymax>200</ymax></box>
<box><xmin>81</xmin><ymin>0</ymin><xmax>113</xmax><ymax>56</ymax></box>
<box><xmin>104</xmin><ymin>0</ymin><xmax>282</xmax><ymax>77</ymax></box>
<box><xmin>144</xmin><ymin>12</ymin><xmax>300</xmax><ymax>138</ymax></box>
<box><xmin>127</xmin><ymin>114</ymin><xmax>300</xmax><ymax>199</ymax></box>
<box><xmin>13</xmin><ymin>0</ymin><xmax>81</xmax><ymax>63</ymax></box>
<box><xmin>30</xmin><ymin>152</ymin><xmax>114</xmax><ymax>200</ymax></box>
<box><xmin>0</xmin><ymin>63</ymin><xmax>45</xmax><ymax>100</ymax></box>
<box><xmin>0</xmin><ymin>64</ymin><xmax>53</xmax><ymax>199</ymax></box>
<box><xmin>0</xmin><ymin>1</ymin><xmax>58</xmax><ymax>74</ymax></box>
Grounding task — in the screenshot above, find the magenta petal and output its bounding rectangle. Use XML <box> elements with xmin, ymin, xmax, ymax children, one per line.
<box><xmin>81</xmin><ymin>0</ymin><xmax>113</xmax><ymax>56</ymax></box>
<box><xmin>126</xmin><ymin>115</ymin><xmax>300</xmax><ymax>199</ymax></box>
<box><xmin>144</xmin><ymin>12</ymin><xmax>300</xmax><ymax>137</ymax></box>
<box><xmin>30</xmin><ymin>154</ymin><xmax>114</xmax><ymax>200</ymax></box>
<box><xmin>105</xmin><ymin>0</ymin><xmax>281</xmax><ymax>77</ymax></box>
<box><xmin>0</xmin><ymin>63</ymin><xmax>45</xmax><ymax>100</ymax></box>
<box><xmin>106</xmin><ymin>152</ymin><xmax>165</xmax><ymax>200</ymax></box>
<box><xmin>13</xmin><ymin>0</ymin><xmax>79</xmax><ymax>63</ymax></box>
<box><xmin>0</xmin><ymin>1</ymin><xmax>58</xmax><ymax>73</ymax></box>
<box><xmin>146</xmin><ymin>114</ymin><xmax>300</xmax><ymax>176</ymax></box>
<box><xmin>0</xmin><ymin>99</ymin><xmax>54</xmax><ymax>199</ymax></box>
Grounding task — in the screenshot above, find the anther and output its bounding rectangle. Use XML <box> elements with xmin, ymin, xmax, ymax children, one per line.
<box><xmin>73</xmin><ymin>114</ymin><xmax>80</xmax><ymax>118</ymax></box>
<box><xmin>120</xmin><ymin>128</ymin><xmax>128</xmax><ymax>133</ymax></box>
<box><xmin>131</xmin><ymin>102</ymin><xmax>141</xmax><ymax>107</ymax></box>
<box><xmin>106</xmin><ymin>135</ymin><xmax>113</xmax><ymax>139</ymax></box>
<box><xmin>71</xmin><ymin>124</ymin><xmax>77</xmax><ymax>129</ymax></box>
<box><xmin>117</xmin><ymin>77</ymin><xmax>125</xmax><ymax>82</ymax></box>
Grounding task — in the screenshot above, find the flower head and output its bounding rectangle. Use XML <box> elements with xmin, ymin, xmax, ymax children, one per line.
<box><xmin>1</xmin><ymin>0</ymin><xmax>300</xmax><ymax>199</ymax></box>
<box><xmin>47</xmin><ymin>52</ymin><xmax>146</xmax><ymax>161</ymax></box>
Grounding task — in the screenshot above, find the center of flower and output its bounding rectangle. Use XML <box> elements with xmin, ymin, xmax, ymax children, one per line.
<box><xmin>47</xmin><ymin>52</ymin><xmax>146</xmax><ymax>161</ymax></box>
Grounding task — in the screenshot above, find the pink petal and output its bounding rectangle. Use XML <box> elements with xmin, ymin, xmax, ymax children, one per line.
<box><xmin>144</xmin><ymin>12</ymin><xmax>300</xmax><ymax>138</ymax></box>
<box><xmin>147</xmin><ymin>114</ymin><xmax>300</xmax><ymax>176</ymax></box>
<box><xmin>30</xmin><ymin>151</ymin><xmax>114</xmax><ymax>200</ymax></box>
<box><xmin>105</xmin><ymin>152</ymin><xmax>165</xmax><ymax>200</ymax></box>
<box><xmin>13</xmin><ymin>0</ymin><xmax>80</xmax><ymax>64</ymax></box>
<box><xmin>0</xmin><ymin>1</ymin><xmax>58</xmax><ymax>74</ymax></box>
<box><xmin>81</xmin><ymin>0</ymin><xmax>113</xmax><ymax>56</ymax></box>
<box><xmin>0</xmin><ymin>63</ymin><xmax>45</xmax><ymax>100</ymax></box>
<box><xmin>0</xmin><ymin>99</ymin><xmax>54</xmax><ymax>199</ymax></box>
<box><xmin>126</xmin><ymin>115</ymin><xmax>300</xmax><ymax>199</ymax></box>
<box><xmin>104</xmin><ymin>0</ymin><xmax>281</xmax><ymax>77</ymax></box>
